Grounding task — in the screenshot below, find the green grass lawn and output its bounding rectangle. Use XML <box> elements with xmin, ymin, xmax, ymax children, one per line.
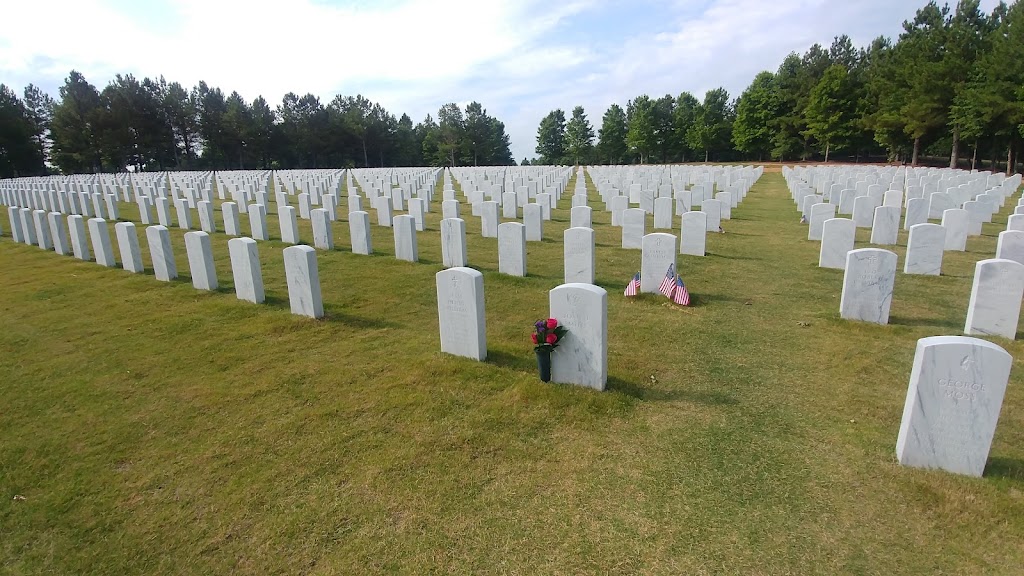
<box><xmin>1</xmin><ymin>169</ymin><xmax>1023</xmax><ymax>574</ymax></box>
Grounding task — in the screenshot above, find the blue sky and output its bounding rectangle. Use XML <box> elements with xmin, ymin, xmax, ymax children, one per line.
<box><xmin>0</xmin><ymin>0</ymin><xmax>1005</xmax><ymax>162</ymax></box>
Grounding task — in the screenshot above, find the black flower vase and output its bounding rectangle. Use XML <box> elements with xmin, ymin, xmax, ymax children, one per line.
<box><xmin>536</xmin><ymin>349</ymin><xmax>552</xmax><ymax>382</ymax></box>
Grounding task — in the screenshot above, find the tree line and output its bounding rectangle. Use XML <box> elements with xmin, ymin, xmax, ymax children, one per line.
<box><xmin>532</xmin><ymin>0</ymin><xmax>1024</xmax><ymax>172</ymax></box>
<box><xmin>0</xmin><ymin>73</ymin><xmax>515</xmax><ymax>178</ymax></box>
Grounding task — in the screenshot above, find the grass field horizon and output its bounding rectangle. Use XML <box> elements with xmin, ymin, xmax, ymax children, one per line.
<box><xmin>2</xmin><ymin>169</ymin><xmax>1023</xmax><ymax>574</ymax></box>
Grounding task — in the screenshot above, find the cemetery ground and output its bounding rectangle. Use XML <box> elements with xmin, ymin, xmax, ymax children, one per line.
<box><xmin>2</xmin><ymin>170</ymin><xmax>1023</xmax><ymax>574</ymax></box>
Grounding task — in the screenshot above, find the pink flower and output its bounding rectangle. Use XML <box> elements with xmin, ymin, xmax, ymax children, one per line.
<box><xmin>531</xmin><ymin>333</ymin><xmax>538</xmax><ymax>344</ymax></box>
<box><xmin>546</xmin><ymin>333</ymin><xmax>557</xmax><ymax>344</ymax></box>
<box><xmin>546</xmin><ymin>318</ymin><xmax>558</xmax><ymax>329</ymax></box>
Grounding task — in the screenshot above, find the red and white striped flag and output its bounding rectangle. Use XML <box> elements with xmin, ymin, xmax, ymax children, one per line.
<box><xmin>659</xmin><ymin>264</ymin><xmax>676</xmax><ymax>298</ymax></box>
<box><xmin>624</xmin><ymin>272</ymin><xmax>640</xmax><ymax>296</ymax></box>
<box><xmin>672</xmin><ymin>275</ymin><xmax>691</xmax><ymax>306</ymax></box>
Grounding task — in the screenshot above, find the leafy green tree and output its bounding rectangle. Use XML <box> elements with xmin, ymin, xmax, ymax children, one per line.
<box><xmin>22</xmin><ymin>83</ymin><xmax>54</xmax><ymax>163</ymax></box>
<box><xmin>597</xmin><ymin>103</ymin><xmax>627</xmax><ymax>164</ymax></box>
<box><xmin>0</xmin><ymin>84</ymin><xmax>46</xmax><ymax>177</ymax></box>
<box><xmin>732</xmin><ymin>71</ymin><xmax>778</xmax><ymax>160</ymax></box>
<box><xmin>162</xmin><ymin>81</ymin><xmax>199</xmax><ymax>168</ymax></box>
<box><xmin>673</xmin><ymin>92</ymin><xmax>699</xmax><ymax>161</ymax></box>
<box><xmin>437</xmin><ymin>103</ymin><xmax>464</xmax><ymax>167</ymax></box>
<box><xmin>686</xmin><ymin>88</ymin><xmax>733</xmax><ymax>162</ymax></box>
<box><xmin>535</xmin><ymin>109</ymin><xmax>566</xmax><ymax>164</ymax></box>
<box><xmin>565</xmin><ymin>105</ymin><xmax>594</xmax><ymax>165</ymax></box>
<box><xmin>626</xmin><ymin>95</ymin><xmax>655</xmax><ymax>163</ymax></box>
<box><xmin>50</xmin><ymin>70</ymin><xmax>102</xmax><ymax>173</ymax></box>
<box><xmin>804</xmin><ymin>65</ymin><xmax>857</xmax><ymax>161</ymax></box>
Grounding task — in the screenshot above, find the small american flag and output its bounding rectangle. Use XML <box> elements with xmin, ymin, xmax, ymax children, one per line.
<box><xmin>672</xmin><ymin>275</ymin><xmax>691</xmax><ymax>306</ymax></box>
<box><xmin>624</xmin><ymin>272</ymin><xmax>640</xmax><ymax>296</ymax></box>
<box><xmin>659</xmin><ymin>264</ymin><xmax>676</xmax><ymax>298</ymax></box>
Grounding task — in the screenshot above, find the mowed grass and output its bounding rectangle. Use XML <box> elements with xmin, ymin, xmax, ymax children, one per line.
<box><xmin>1</xmin><ymin>168</ymin><xmax>1023</xmax><ymax>574</ymax></box>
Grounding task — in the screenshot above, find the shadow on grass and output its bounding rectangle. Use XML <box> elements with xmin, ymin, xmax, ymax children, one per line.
<box><xmin>689</xmin><ymin>292</ymin><xmax>748</xmax><ymax>306</ymax></box>
<box><xmin>706</xmin><ymin>252</ymin><xmax>760</xmax><ymax>261</ymax></box>
<box><xmin>985</xmin><ymin>456</ymin><xmax>1024</xmax><ymax>481</ymax></box>
<box><xmin>888</xmin><ymin>315</ymin><xmax>962</xmax><ymax>331</ymax></box>
<box><xmin>608</xmin><ymin>376</ymin><xmax>739</xmax><ymax>405</ymax></box>
<box><xmin>486</xmin><ymin>349</ymin><xmax>536</xmax><ymax>374</ymax></box>
<box><xmin>260</xmin><ymin>294</ymin><xmax>402</xmax><ymax>329</ymax></box>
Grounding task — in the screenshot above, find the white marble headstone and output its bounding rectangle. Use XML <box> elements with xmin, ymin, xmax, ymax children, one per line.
<box><xmin>549</xmin><ymin>283</ymin><xmax>608</xmax><ymax>391</ymax></box>
<box><xmin>896</xmin><ymin>336</ymin><xmax>1012</xmax><ymax>477</ymax></box>
<box><xmin>680</xmin><ymin>211</ymin><xmax>706</xmax><ymax>256</ymax></box>
<box><xmin>441</xmin><ymin>217</ymin><xmax>467</xmax><ymax>268</ymax></box>
<box><xmin>904</xmin><ymin>223</ymin><xmax>945</xmax><ymax>275</ymax></box>
<box><xmin>819</xmin><ymin>218</ymin><xmax>855</xmax><ymax>270</ymax></box>
<box><xmin>283</xmin><ymin>245</ymin><xmax>323</xmax><ymax>318</ymax></box>
<box><xmin>228</xmin><ymin>237</ymin><xmax>264</xmax><ymax>303</ymax></box>
<box><xmin>88</xmin><ymin>218</ymin><xmax>116</xmax><ymax>267</ymax></box>
<box><xmin>622</xmin><ymin>208</ymin><xmax>645</xmax><ymax>249</ymax></box>
<box><xmin>435</xmin><ymin>267</ymin><xmax>486</xmax><ymax>361</ymax></box>
<box><xmin>114</xmin><ymin>221</ymin><xmax>143</xmax><ymax>273</ymax></box>
<box><xmin>349</xmin><ymin>210</ymin><xmax>372</xmax><ymax>255</ymax></box>
<box><xmin>184</xmin><ymin>231</ymin><xmax>217</xmax><ymax>290</ymax></box>
<box><xmin>964</xmin><ymin>258</ymin><xmax>1024</xmax><ymax>339</ymax></box>
<box><xmin>840</xmin><ymin>248</ymin><xmax>896</xmax><ymax>324</ymax></box>
<box><xmin>498</xmin><ymin>222</ymin><xmax>527</xmax><ymax>277</ymax></box>
<box><xmin>146</xmin><ymin>225</ymin><xmax>177</xmax><ymax>281</ymax></box>
<box><xmin>393</xmin><ymin>214</ymin><xmax>418</xmax><ymax>262</ymax></box>
<box><xmin>563</xmin><ymin>227</ymin><xmax>595</xmax><ymax>284</ymax></box>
